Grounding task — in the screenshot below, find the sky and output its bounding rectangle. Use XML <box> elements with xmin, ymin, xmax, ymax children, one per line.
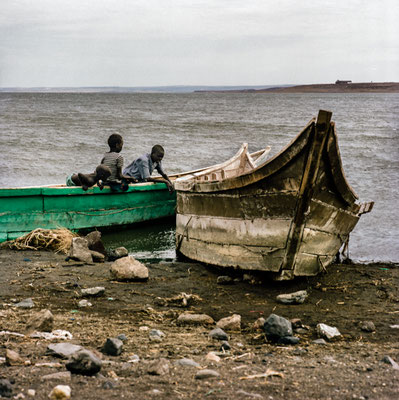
<box><xmin>0</xmin><ymin>0</ymin><xmax>398</xmax><ymax>87</ymax></box>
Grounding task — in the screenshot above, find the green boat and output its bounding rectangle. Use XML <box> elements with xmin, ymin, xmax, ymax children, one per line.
<box><xmin>0</xmin><ymin>181</ymin><xmax>181</xmax><ymax>243</ymax></box>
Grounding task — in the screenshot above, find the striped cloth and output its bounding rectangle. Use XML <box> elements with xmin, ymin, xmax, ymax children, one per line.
<box><xmin>101</xmin><ymin>152</ymin><xmax>124</xmax><ymax>182</ymax></box>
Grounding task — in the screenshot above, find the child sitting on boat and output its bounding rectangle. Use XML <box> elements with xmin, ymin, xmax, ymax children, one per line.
<box><xmin>66</xmin><ymin>164</ymin><xmax>112</xmax><ymax>191</ymax></box>
<box><xmin>100</xmin><ymin>133</ymin><xmax>137</xmax><ymax>191</ymax></box>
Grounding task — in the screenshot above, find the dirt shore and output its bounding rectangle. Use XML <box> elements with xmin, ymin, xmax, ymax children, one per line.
<box><xmin>0</xmin><ymin>248</ymin><xmax>398</xmax><ymax>399</ymax></box>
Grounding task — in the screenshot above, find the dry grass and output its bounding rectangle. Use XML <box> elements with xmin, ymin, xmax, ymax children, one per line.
<box><xmin>2</xmin><ymin>228</ymin><xmax>77</xmax><ymax>254</ymax></box>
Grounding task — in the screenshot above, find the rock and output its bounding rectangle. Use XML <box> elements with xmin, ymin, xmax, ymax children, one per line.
<box><xmin>89</xmin><ymin>250</ymin><xmax>105</xmax><ymax>263</ymax></box>
<box><xmin>381</xmin><ymin>355</ymin><xmax>399</xmax><ymax>370</ymax></box>
<box><xmin>291</xmin><ymin>318</ymin><xmax>303</xmax><ymax>329</ymax></box>
<box><xmin>108</xmin><ymin>247</ymin><xmax>129</xmax><ymax>261</ymax></box>
<box><xmin>276</xmin><ymin>290</ymin><xmax>308</xmax><ymax>304</ymax></box>
<box><xmin>127</xmin><ymin>355</ymin><xmax>140</xmax><ymax>363</ymax></box>
<box><xmin>102</xmin><ymin>380</ymin><xmax>118</xmax><ymax>389</ymax></box>
<box><xmin>78</xmin><ymin>299</ymin><xmax>92</xmax><ymax>308</ymax></box>
<box><xmin>175</xmin><ymin>358</ymin><xmax>200</xmax><ymax>368</ymax></box>
<box><xmin>220</xmin><ymin>341</ymin><xmax>231</xmax><ymax>351</ymax></box>
<box><xmin>69</xmin><ymin>237</ymin><xmax>92</xmax><ymax>263</ymax></box>
<box><xmin>242</xmin><ymin>274</ymin><xmax>257</xmax><ymax>283</ymax></box>
<box><xmin>177</xmin><ymin>313</ymin><xmax>214</xmax><ymax>326</ymax></box>
<box><xmin>85</xmin><ymin>231</ymin><xmax>107</xmax><ymax>256</ymax></box>
<box><xmin>15</xmin><ymin>298</ymin><xmax>34</xmax><ymax>308</ymax></box>
<box><xmin>0</xmin><ymin>379</ymin><xmax>12</xmax><ymax>398</ymax></box>
<box><xmin>46</xmin><ymin>343</ymin><xmax>83</xmax><ymax>359</ymax></box>
<box><xmin>102</xmin><ymin>338</ymin><xmax>123</xmax><ymax>356</ymax></box>
<box><xmin>41</xmin><ymin>372</ymin><xmax>72</xmax><ymax>382</ymax></box>
<box><xmin>360</xmin><ymin>321</ymin><xmax>376</xmax><ymax>332</ymax></box>
<box><xmin>117</xmin><ymin>334</ymin><xmax>127</xmax><ymax>342</ymax></box>
<box><xmin>26</xmin><ymin>309</ymin><xmax>54</xmax><ymax>332</ymax></box>
<box><xmin>316</xmin><ymin>323</ymin><xmax>341</xmax><ymax>340</ymax></box>
<box><xmin>48</xmin><ymin>385</ymin><xmax>71</xmax><ymax>400</ymax></box>
<box><xmin>66</xmin><ymin>349</ymin><xmax>102</xmax><ymax>376</ymax></box>
<box><xmin>110</xmin><ymin>256</ymin><xmax>149</xmax><ymax>281</ymax></box>
<box><xmin>27</xmin><ymin>389</ymin><xmax>35</xmax><ymax>397</ymax></box>
<box><xmin>209</xmin><ymin>328</ymin><xmax>229</xmax><ymax>341</ymax></box>
<box><xmin>263</xmin><ymin>314</ymin><xmax>293</xmax><ymax>342</ymax></box>
<box><xmin>81</xmin><ymin>286</ymin><xmax>105</xmax><ymax>297</ymax></box>
<box><xmin>205</xmin><ymin>352</ymin><xmax>221</xmax><ymax>363</ymax></box>
<box><xmin>277</xmin><ymin>336</ymin><xmax>300</xmax><ymax>345</ymax></box>
<box><xmin>217</xmin><ymin>276</ymin><xmax>234</xmax><ymax>285</ymax></box>
<box><xmin>147</xmin><ymin>358</ymin><xmax>170</xmax><ymax>375</ymax></box>
<box><xmin>149</xmin><ymin>329</ymin><xmax>165</xmax><ymax>342</ymax></box>
<box><xmin>195</xmin><ymin>369</ymin><xmax>220</xmax><ymax>379</ymax></box>
<box><xmin>236</xmin><ymin>389</ymin><xmax>263</xmax><ymax>399</ymax></box>
<box><xmin>5</xmin><ymin>349</ymin><xmax>25</xmax><ymax>366</ymax></box>
<box><xmin>313</xmin><ymin>338</ymin><xmax>327</xmax><ymax>345</ymax></box>
<box><xmin>216</xmin><ymin>314</ymin><xmax>241</xmax><ymax>331</ymax></box>
<box><xmin>252</xmin><ymin>317</ymin><xmax>266</xmax><ymax>331</ymax></box>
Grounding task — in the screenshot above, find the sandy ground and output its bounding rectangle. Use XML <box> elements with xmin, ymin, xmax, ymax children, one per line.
<box><xmin>0</xmin><ymin>248</ymin><xmax>398</xmax><ymax>399</ymax></box>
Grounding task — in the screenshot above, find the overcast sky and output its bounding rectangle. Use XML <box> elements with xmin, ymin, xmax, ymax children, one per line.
<box><xmin>1</xmin><ymin>0</ymin><xmax>398</xmax><ymax>87</ymax></box>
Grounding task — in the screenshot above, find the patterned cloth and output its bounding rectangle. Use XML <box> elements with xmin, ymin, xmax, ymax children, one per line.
<box><xmin>66</xmin><ymin>174</ymin><xmax>76</xmax><ymax>186</ymax></box>
<box><xmin>123</xmin><ymin>153</ymin><xmax>164</xmax><ymax>182</ymax></box>
<box><xmin>101</xmin><ymin>152</ymin><xmax>124</xmax><ymax>182</ymax></box>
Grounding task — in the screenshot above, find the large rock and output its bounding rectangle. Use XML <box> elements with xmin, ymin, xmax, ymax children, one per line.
<box><xmin>110</xmin><ymin>256</ymin><xmax>149</xmax><ymax>281</ymax></box>
<box><xmin>216</xmin><ymin>314</ymin><xmax>241</xmax><ymax>331</ymax></box>
<box><xmin>263</xmin><ymin>314</ymin><xmax>293</xmax><ymax>342</ymax></box>
<box><xmin>85</xmin><ymin>231</ymin><xmax>107</xmax><ymax>256</ymax></box>
<box><xmin>177</xmin><ymin>313</ymin><xmax>214</xmax><ymax>326</ymax></box>
<box><xmin>66</xmin><ymin>349</ymin><xmax>102</xmax><ymax>376</ymax></box>
<box><xmin>69</xmin><ymin>237</ymin><xmax>92</xmax><ymax>263</ymax></box>
<box><xmin>26</xmin><ymin>309</ymin><xmax>54</xmax><ymax>332</ymax></box>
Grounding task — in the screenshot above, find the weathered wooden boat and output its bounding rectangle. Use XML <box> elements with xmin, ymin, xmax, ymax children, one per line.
<box><xmin>175</xmin><ymin>110</ymin><xmax>374</xmax><ymax>280</ymax></box>
<box><xmin>0</xmin><ymin>173</ymin><xmax>193</xmax><ymax>243</ymax></box>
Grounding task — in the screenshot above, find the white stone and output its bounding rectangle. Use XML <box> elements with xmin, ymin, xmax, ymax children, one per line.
<box><xmin>316</xmin><ymin>323</ymin><xmax>341</xmax><ymax>340</ymax></box>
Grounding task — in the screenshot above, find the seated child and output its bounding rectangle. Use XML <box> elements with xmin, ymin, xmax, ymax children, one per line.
<box><xmin>66</xmin><ymin>164</ymin><xmax>111</xmax><ymax>190</ymax></box>
<box><xmin>66</xmin><ymin>164</ymin><xmax>112</xmax><ymax>191</ymax></box>
<box><xmin>100</xmin><ymin>133</ymin><xmax>137</xmax><ymax>191</ymax></box>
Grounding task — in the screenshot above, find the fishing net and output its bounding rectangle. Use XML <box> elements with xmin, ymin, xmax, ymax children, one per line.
<box><xmin>2</xmin><ymin>228</ymin><xmax>77</xmax><ymax>254</ymax></box>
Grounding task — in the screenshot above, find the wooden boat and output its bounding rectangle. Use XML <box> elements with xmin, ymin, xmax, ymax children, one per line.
<box><xmin>0</xmin><ymin>172</ymin><xmax>196</xmax><ymax>243</ymax></box>
<box><xmin>175</xmin><ymin>110</ymin><xmax>374</xmax><ymax>280</ymax></box>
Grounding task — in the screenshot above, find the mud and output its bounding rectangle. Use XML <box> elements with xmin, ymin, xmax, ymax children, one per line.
<box><xmin>0</xmin><ymin>249</ymin><xmax>398</xmax><ymax>399</ymax></box>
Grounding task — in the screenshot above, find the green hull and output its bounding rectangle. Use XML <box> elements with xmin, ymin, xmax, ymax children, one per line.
<box><xmin>0</xmin><ymin>183</ymin><xmax>176</xmax><ymax>242</ymax></box>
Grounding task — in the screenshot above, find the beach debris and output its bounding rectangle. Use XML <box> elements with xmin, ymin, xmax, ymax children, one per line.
<box><xmin>239</xmin><ymin>369</ymin><xmax>284</xmax><ymax>380</ymax></box>
<box><xmin>149</xmin><ymin>329</ymin><xmax>165</xmax><ymax>342</ymax></box>
<box><xmin>216</xmin><ymin>314</ymin><xmax>241</xmax><ymax>331</ymax></box>
<box><xmin>175</xmin><ymin>358</ymin><xmax>200</xmax><ymax>368</ymax></box>
<box><xmin>69</xmin><ymin>237</ymin><xmax>93</xmax><ymax>263</ymax></box>
<box><xmin>0</xmin><ymin>379</ymin><xmax>13</xmax><ymax>398</ymax></box>
<box><xmin>209</xmin><ymin>328</ymin><xmax>229</xmax><ymax>341</ymax></box>
<box><xmin>177</xmin><ymin>313</ymin><xmax>214</xmax><ymax>326</ymax></box>
<box><xmin>263</xmin><ymin>314</ymin><xmax>293</xmax><ymax>342</ymax></box>
<box><xmin>217</xmin><ymin>276</ymin><xmax>234</xmax><ymax>285</ymax></box>
<box><xmin>316</xmin><ymin>323</ymin><xmax>341</xmax><ymax>340</ymax></box>
<box><xmin>102</xmin><ymin>338</ymin><xmax>123</xmax><ymax>356</ymax></box>
<box><xmin>107</xmin><ymin>247</ymin><xmax>129</xmax><ymax>261</ymax></box>
<box><xmin>147</xmin><ymin>358</ymin><xmax>170</xmax><ymax>376</ymax></box>
<box><xmin>381</xmin><ymin>356</ymin><xmax>399</xmax><ymax>370</ymax></box>
<box><xmin>0</xmin><ymin>331</ymin><xmax>25</xmax><ymax>338</ymax></box>
<box><xmin>276</xmin><ymin>290</ymin><xmax>308</xmax><ymax>304</ymax></box>
<box><xmin>66</xmin><ymin>349</ymin><xmax>102</xmax><ymax>376</ymax></box>
<box><xmin>155</xmin><ymin>292</ymin><xmax>202</xmax><ymax>307</ymax></box>
<box><xmin>110</xmin><ymin>256</ymin><xmax>149</xmax><ymax>281</ymax></box>
<box><xmin>2</xmin><ymin>228</ymin><xmax>76</xmax><ymax>254</ymax></box>
<box><xmin>41</xmin><ymin>372</ymin><xmax>72</xmax><ymax>382</ymax></box>
<box><xmin>390</xmin><ymin>325</ymin><xmax>399</xmax><ymax>329</ymax></box>
<box><xmin>195</xmin><ymin>369</ymin><xmax>220</xmax><ymax>380</ymax></box>
<box><xmin>360</xmin><ymin>321</ymin><xmax>376</xmax><ymax>332</ymax></box>
<box><xmin>26</xmin><ymin>309</ymin><xmax>54</xmax><ymax>332</ymax></box>
<box><xmin>81</xmin><ymin>286</ymin><xmax>105</xmax><ymax>297</ymax></box>
<box><xmin>48</xmin><ymin>385</ymin><xmax>71</xmax><ymax>400</ymax></box>
<box><xmin>15</xmin><ymin>298</ymin><xmax>35</xmax><ymax>308</ymax></box>
<box><xmin>30</xmin><ymin>330</ymin><xmax>72</xmax><ymax>340</ymax></box>
<box><xmin>46</xmin><ymin>343</ymin><xmax>83</xmax><ymax>359</ymax></box>
<box><xmin>5</xmin><ymin>349</ymin><xmax>25</xmax><ymax>366</ymax></box>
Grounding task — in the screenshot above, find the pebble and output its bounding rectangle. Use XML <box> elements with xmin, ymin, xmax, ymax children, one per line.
<box><xmin>46</xmin><ymin>343</ymin><xmax>83</xmax><ymax>359</ymax></box>
<box><xmin>177</xmin><ymin>313</ymin><xmax>214</xmax><ymax>326</ymax></box>
<box><xmin>216</xmin><ymin>314</ymin><xmax>241</xmax><ymax>331</ymax></box>
<box><xmin>107</xmin><ymin>247</ymin><xmax>129</xmax><ymax>261</ymax></box>
<box><xmin>66</xmin><ymin>349</ymin><xmax>102</xmax><ymax>376</ymax></box>
<box><xmin>0</xmin><ymin>379</ymin><xmax>12</xmax><ymax>398</ymax></box>
<box><xmin>205</xmin><ymin>352</ymin><xmax>221</xmax><ymax>363</ymax></box>
<box><xmin>316</xmin><ymin>323</ymin><xmax>341</xmax><ymax>340</ymax></box>
<box><xmin>48</xmin><ymin>385</ymin><xmax>71</xmax><ymax>400</ymax></box>
<box><xmin>27</xmin><ymin>389</ymin><xmax>36</xmax><ymax>397</ymax></box>
<box><xmin>175</xmin><ymin>358</ymin><xmax>200</xmax><ymax>368</ymax></box>
<box><xmin>195</xmin><ymin>369</ymin><xmax>220</xmax><ymax>379</ymax></box>
<box><xmin>263</xmin><ymin>314</ymin><xmax>293</xmax><ymax>342</ymax></box>
<box><xmin>236</xmin><ymin>389</ymin><xmax>263</xmax><ymax>398</ymax></box>
<box><xmin>78</xmin><ymin>299</ymin><xmax>92</xmax><ymax>308</ymax></box>
<box><xmin>102</xmin><ymin>338</ymin><xmax>123</xmax><ymax>356</ymax></box>
<box><xmin>277</xmin><ymin>336</ymin><xmax>300</xmax><ymax>345</ymax></box>
<box><xmin>15</xmin><ymin>298</ymin><xmax>35</xmax><ymax>308</ymax></box>
<box><xmin>127</xmin><ymin>355</ymin><xmax>140</xmax><ymax>363</ymax></box>
<box><xmin>147</xmin><ymin>358</ymin><xmax>170</xmax><ymax>375</ymax></box>
<box><xmin>149</xmin><ymin>329</ymin><xmax>165</xmax><ymax>342</ymax></box>
<box><xmin>41</xmin><ymin>371</ymin><xmax>72</xmax><ymax>382</ymax></box>
<box><xmin>5</xmin><ymin>348</ymin><xmax>25</xmax><ymax>366</ymax></box>
<box><xmin>313</xmin><ymin>338</ymin><xmax>327</xmax><ymax>345</ymax></box>
<box><xmin>25</xmin><ymin>309</ymin><xmax>54</xmax><ymax>332</ymax></box>
<box><xmin>81</xmin><ymin>287</ymin><xmax>105</xmax><ymax>297</ymax></box>
<box><xmin>360</xmin><ymin>321</ymin><xmax>375</xmax><ymax>332</ymax></box>
<box><xmin>252</xmin><ymin>317</ymin><xmax>266</xmax><ymax>331</ymax></box>
<box><xmin>209</xmin><ymin>328</ymin><xmax>229</xmax><ymax>341</ymax></box>
<box><xmin>117</xmin><ymin>334</ymin><xmax>127</xmax><ymax>341</ymax></box>
<box><xmin>276</xmin><ymin>290</ymin><xmax>308</xmax><ymax>304</ymax></box>
<box><xmin>103</xmin><ymin>380</ymin><xmax>118</xmax><ymax>389</ymax></box>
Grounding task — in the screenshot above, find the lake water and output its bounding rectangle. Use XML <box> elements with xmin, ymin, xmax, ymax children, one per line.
<box><xmin>1</xmin><ymin>92</ymin><xmax>398</xmax><ymax>263</ymax></box>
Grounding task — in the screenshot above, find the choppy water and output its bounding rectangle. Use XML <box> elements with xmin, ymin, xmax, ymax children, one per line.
<box><xmin>1</xmin><ymin>92</ymin><xmax>398</xmax><ymax>262</ymax></box>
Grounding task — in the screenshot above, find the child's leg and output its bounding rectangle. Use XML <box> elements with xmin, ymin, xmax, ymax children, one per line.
<box><xmin>66</xmin><ymin>174</ymin><xmax>80</xmax><ymax>186</ymax></box>
<box><xmin>78</xmin><ymin>173</ymin><xmax>96</xmax><ymax>191</ymax></box>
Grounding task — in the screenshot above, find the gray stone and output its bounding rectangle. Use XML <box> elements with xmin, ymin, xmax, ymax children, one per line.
<box><xmin>147</xmin><ymin>358</ymin><xmax>170</xmax><ymax>375</ymax></box>
<box><xmin>177</xmin><ymin>313</ymin><xmax>214</xmax><ymax>326</ymax></box>
<box><xmin>360</xmin><ymin>321</ymin><xmax>376</xmax><ymax>332</ymax></box>
<box><xmin>102</xmin><ymin>338</ymin><xmax>123</xmax><ymax>356</ymax></box>
<box><xmin>216</xmin><ymin>314</ymin><xmax>241</xmax><ymax>331</ymax></box>
<box><xmin>108</xmin><ymin>247</ymin><xmax>129</xmax><ymax>261</ymax></box>
<box><xmin>0</xmin><ymin>379</ymin><xmax>12</xmax><ymax>398</ymax></box>
<box><xmin>46</xmin><ymin>343</ymin><xmax>83</xmax><ymax>359</ymax></box>
<box><xmin>149</xmin><ymin>329</ymin><xmax>165</xmax><ymax>342</ymax></box>
<box><xmin>15</xmin><ymin>298</ymin><xmax>34</xmax><ymax>308</ymax></box>
<box><xmin>313</xmin><ymin>338</ymin><xmax>327</xmax><ymax>345</ymax></box>
<box><xmin>66</xmin><ymin>349</ymin><xmax>102</xmax><ymax>376</ymax></box>
<box><xmin>276</xmin><ymin>290</ymin><xmax>308</xmax><ymax>304</ymax></box>
<box><xmin>41</xmin><ymin>371</ymin><xmax>72</xmax><ymax>382</ymax></box>
<box><xmin>316</xmin><ymin>323</ymin><xmax>341</xmax><ymax>340</ymax></box>
<box><xmin>117</xmin><ymin>334</ymin><xmax>127</xmax><ymax>342</ymax></box>
<box><xmin>110</xmin><ymin>256</ymin><xmax>149</xmax><ymax>281</ymax></box>
<box><xmin>382</xmin><ymin>355</ymin><xmax>399</xmax><ymax>370</ymax></box>
<box><xmin>69</xmin><ymin>237</ymin><xmax>93</xmax><ymax>263</ymax></box>
<box><xmin>81</xmin><ymin>287</ymin><xmax>105</xmax><ymax>297</ymax></box>
<box><xmin>209</xmin><ymin>328</ymin><xmax>229</xmax><ymax>341</ymax></box>
<box><xmin>195</xmin><ymin>369</ymin><xmax>220</xmax><ymax>379</ymax></box>
<box><xmin>26</xmin><ymin>309</ymin><xmax>54</xmax><ymax>332</ymax></box>
<box><xmin>175</xmin><ymin>358</ymin><xmax>200</xmax><ymax>368</ymax></box>
<box><xmin>277</xmin><ymin>336</ymin><xmax>300</xmax><ymax>345</ymax></box>
<box><xmin>263</xmin><ymin>314</ymin><xmax>293</xmax><ymax>342</ymax></box>
<box><xmin>216</xmin><ymin>276</ymin><xmax>234</xmax><ymax>285</ymax></box>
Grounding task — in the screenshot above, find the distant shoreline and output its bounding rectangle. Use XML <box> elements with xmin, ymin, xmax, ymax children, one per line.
<box><xmin>195</xmin><ymin>82</ymin><xmax>399</xmax><ymax>93</ymax></box>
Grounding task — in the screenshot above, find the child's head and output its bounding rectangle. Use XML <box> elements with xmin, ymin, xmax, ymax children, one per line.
<box><xmin>96</xmin><ymin>164</ymin><xmax>112</xmax><ymax>180</ymax></box>
<box><xmin>108</xmin><ymin>134</ymin><xmax>123</xmax><ymax>152</ymax></box>
<box><xmin>151</xmin><ymin>144</ymin><xmax>165</xmax><ymax>163</ymax></box>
